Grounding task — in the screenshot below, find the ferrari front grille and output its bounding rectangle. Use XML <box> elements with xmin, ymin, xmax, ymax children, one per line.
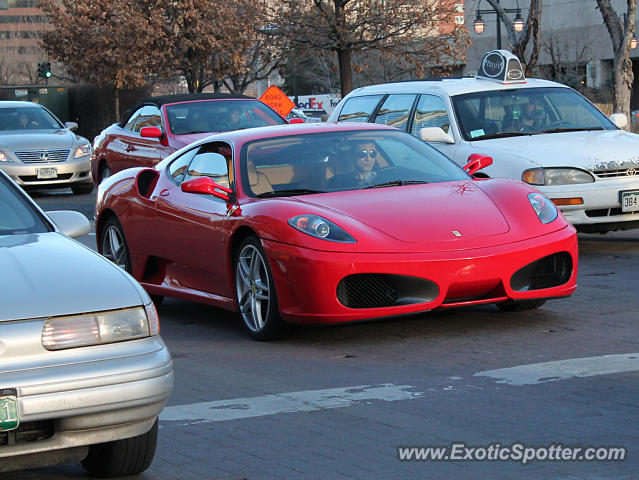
<box><xmin>511</xmin><ymin>252</ymin><xmax>572</xmax><ymax>291</ymax></box>
<box><xmin>337</xmin><ymin>274</ymin><xmax>438</xmax><ymax>309</ymax></box>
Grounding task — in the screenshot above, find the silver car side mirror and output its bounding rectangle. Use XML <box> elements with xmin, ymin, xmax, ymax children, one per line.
<box><xmin>46</xmin><ymin>210</ymin><xmax>91</xmax><ymax>238</ymax></box>
<box><xmin>419</xmin><ymin>127</ymin><xmax>455</xmax><ymax>144</ymax></box>
<box><xmin>65</xmin><ymin>122</ymin><xmax>79</xmax><ymax>132</ymax></box>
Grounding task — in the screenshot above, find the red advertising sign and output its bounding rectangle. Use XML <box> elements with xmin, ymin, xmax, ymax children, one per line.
<box><xmin>259</xmin><ymin>85</ymin><xmax>295</xmax><ymax>117</ymax></box>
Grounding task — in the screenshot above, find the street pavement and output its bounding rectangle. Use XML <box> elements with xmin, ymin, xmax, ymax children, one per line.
<box><xmin>10</xmin><ymin>189</ymin><xmax>639</xmax><ymax>480</ymax></box>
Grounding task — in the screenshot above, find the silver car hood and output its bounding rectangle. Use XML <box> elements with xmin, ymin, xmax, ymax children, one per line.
<box><xmin>0</xmin><ymin>129</ymin><xmax>80</xmax><ymax>150</ymax></box>
<box><xmin>0</xmin><ymin>232</ymin><xmax>144</xmax><ymax>322</ymax></box>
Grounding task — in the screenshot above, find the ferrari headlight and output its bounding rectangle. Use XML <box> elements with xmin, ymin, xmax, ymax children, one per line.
<box><xmin>42</xmin><ymin>304</ymin><xmax>158</xmax><ymax>350</ymax></box>
<box><xmin>74</xmin><ymin>144</ymin><xmax>91</xmax><ymax>158</ymax></box>
<box><xmin>528</xmin><ymin>192</ymin><xmax>558</xmax><ymax>224</ymax></box>
<box><xmin>522</xmin><ymin>168</ymin><xmax>594</xmax><ymax>186</ymax></box>
<box><xmin>288</xmin><ymin>214</ymin><xmax>356</xmax><ymax>243</ymax></box>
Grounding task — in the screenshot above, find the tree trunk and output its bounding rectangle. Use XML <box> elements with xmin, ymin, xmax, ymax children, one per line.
<box><xmin>614</xmin><ymin>54</ymin><xmax>634</xmax><ymax>123</ymax></box>
<box><xmin>337</xmin><ymin>48</ymin><xmax>352</xmax><ymax>96</ymax></box>
<box><xmin>114</xmin><ymin>88</ymin><xmax>120</xmax><ymax>122</ymax></box>
<box><xmin>597</xmin><ymin>0</ymin><xmax>636</xmax><ymax>130</ymax></box>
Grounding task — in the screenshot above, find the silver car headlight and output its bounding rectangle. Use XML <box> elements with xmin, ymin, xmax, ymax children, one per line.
<box><xmin>42</xmin><ymin>303</ymin><xmax>159</xmax><ymax>350</ymax></box>
<box><xmin>288</xmin><ymin>214</ymin><xmax>356</xmax><ymax>243</ymax></box>
<box><xmin>522</xmin><ymin>168</ymin><xmax>595</xmax><ymax>185</ymax></box>
<box><xmin>74</xmin><ymin>144</ymin><xmax>91</xmax><ymax>158</ymax></box>
<box><xmin>528</xmin><ymin>192</ymin><xmax>558</xmax><ymax>224</ymax></box>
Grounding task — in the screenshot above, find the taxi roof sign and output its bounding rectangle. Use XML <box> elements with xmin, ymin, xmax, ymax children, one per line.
<box><xmin>259</xmin><ymin>85</ymin><xmax>295</xmax><ymax>117</ymax></box>
<box><xmin>477</xmin><ymin>50</ymin><xmax>526</xmax><ymax>84</ymax></box>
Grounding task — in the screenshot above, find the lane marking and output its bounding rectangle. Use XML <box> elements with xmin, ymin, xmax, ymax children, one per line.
<box><xmin>475</xmin><ymin>353</ymin><xmax>639</xmax><ymax>386</ymax></box>
<box><xmin>160</xmin><ymin>383</ymin><xmax>423</xmax><ymax>426</ymax></box>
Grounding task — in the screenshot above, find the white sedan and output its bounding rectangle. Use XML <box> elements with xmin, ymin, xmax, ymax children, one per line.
<box><xmin>0</xmin><ymin>170</ymin><xmax>173</xmax><ymax>476</ymax></box>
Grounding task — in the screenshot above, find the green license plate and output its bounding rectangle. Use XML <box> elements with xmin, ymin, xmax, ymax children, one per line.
<box><xmin>0</xmin><ymin>388</ymin><xmax>19</xmax><ymax>432</ymax></box>
<box><xmin>621</xmin><ymin>190</ymin><xmax>639</xmax><ymax>212</ymax></box>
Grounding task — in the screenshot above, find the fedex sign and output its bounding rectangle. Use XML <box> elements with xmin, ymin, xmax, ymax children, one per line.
<box><xmin>289</xmin><ymin>94</ymin><xmax>342</xmax><ymax>114</ymax></box>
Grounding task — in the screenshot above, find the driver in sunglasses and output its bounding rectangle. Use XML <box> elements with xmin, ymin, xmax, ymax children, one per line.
<box><xmin>329</xmin><ymin>141</ymin><xmax>380</xmax><ymax>188</ymax></box>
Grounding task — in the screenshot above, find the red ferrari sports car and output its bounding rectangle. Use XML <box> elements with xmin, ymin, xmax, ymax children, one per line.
<box><xmin>95</xmin><ymin>123</ymin><xmax>578</xmax><ymax>340</ymax></box>
<box><xmin>90</xmin><ymin>93</ymin><xmax>287</xmax><ymax>184</ymax></box>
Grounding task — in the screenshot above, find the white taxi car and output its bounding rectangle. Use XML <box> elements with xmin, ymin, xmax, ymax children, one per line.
<box><xmin>328</xmin><ymin>50</ymin><xmax>638</xmax><ymax>233</ymax></box>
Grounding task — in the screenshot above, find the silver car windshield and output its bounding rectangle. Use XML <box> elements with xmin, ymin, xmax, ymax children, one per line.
<box><xmin>0</xmin><ymin>106</ymin><xmax>64</xmax><ymax>132</ymax></box>
<box><xmin>452</xmin><ymin>87</ymin><xmax>616</xmax><ymax>141</ymax></box>
<box><xmin>240</xmin><ymin>130</ymin><xmax>469</xmax><ymax>197</ymax></box>
<box><xmin>0</xmin><ymin>175</ymin><xmax>49</xmax><ymax>235</ymax></box>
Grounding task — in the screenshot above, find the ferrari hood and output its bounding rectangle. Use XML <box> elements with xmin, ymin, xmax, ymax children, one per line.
<box><xmin>297</xmin><ymin>181</ymin><xmax>510</xmax><ymax>243</ymax></box>
<box><xmin>471</xmin><ymin>129</ymin><xmax>639</xmax><ymax>171</ymax></box>
<box><xmin>0</xmin><ymin>232</ymin><xmax>145</xmax><ymax>322</ymax></box>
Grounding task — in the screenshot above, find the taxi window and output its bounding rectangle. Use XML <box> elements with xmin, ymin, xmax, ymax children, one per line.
<box><xmin>373</xmin><ymin>94</ymin><xmax>417</xmax><ymax>131</ymax></box>
<box><xmin>410</xmin><ymin>95</ymin><xmax>451</xmax><ymax>136</ymax></box>
<box><xmin>337</xmin><ymin>95</ymin><xmax>384</xmax><ymax>122</ymax></box>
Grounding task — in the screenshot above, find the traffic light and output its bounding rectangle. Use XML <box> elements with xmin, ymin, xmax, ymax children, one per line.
<box><xmin>37</xmin><ymin>62</ymin><xmax>52</xmax><ymax>79</ymax></box>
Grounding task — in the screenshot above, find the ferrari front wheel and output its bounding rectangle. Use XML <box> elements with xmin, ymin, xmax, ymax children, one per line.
<box><xmin>101</xmin><ymin>217</ymin><xmax>131</xmax><ymax>272</ymax></box>
<box><xmin>234</xmin><ymin>236</ymin><xmax>284</xmax><ymax>340</ymax></box>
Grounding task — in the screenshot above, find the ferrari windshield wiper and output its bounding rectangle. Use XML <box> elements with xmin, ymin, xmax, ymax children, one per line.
<box><xmin>540</xmin><ymin>126</ymin><xmax>605</xmax><ymax>134</ymax></box>
<box><xmin>363</xmin><ymin>180</ymin><xmax>428</xmax><ymax>189</ymax></box>
<box><xmin>256</xmin><ymin>189</ymin><xmax>324</xmax><ymax>198</ymax></box>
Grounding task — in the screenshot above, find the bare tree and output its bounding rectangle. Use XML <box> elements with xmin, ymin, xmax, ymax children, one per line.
<box><xmin>483</xmin><ymin>0</ymin><xmax>542</xmax><ymax>76</ymax></box>
<box><xmin>541</xmin><ymin>31</ymin><xmax>593</xmax><ymax>89</ymax></box>
<box><xmin>264</xmin><ymin>0</ymin><xmax>468</xmax><ymax>96</ymax></box>
<box><xmin>595</xmin><ymin>0</ymin><xmax>636</xmax><ymax>127</ymax></box>
<box><xmin>40</xmin><ymin>0</ymin><xmax>164</xmax><ymax>118</ymax></box>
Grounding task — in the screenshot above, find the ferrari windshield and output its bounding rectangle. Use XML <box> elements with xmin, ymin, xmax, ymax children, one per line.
<box><xmin>166</xmin><ymin>99</ymin><xmax>285</xmax><ymax>135</ymax></box>
<box><xmin>241</xmin><ymin>129</ymin><xmax>468</xmax><ymax>197</ymax></box>
<box><xmin>0</xmin><ymin>174</ymin><xmax>49</xmax><ymax>235</ymax></box>
<box><xmin>452</xmin><ymin>87</ymin><xmax>616</xmax><ymax>141</ymax></box>
<box><xmin>0</xmin><ymin>106</ymin><xmax>63</xmax><ymax>132</ymax></box>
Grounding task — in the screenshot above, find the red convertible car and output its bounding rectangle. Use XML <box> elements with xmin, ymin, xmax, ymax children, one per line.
<box><xmin>90</xmin><ymin>93</ymin><xmax>287</xmax><ymax>184</ymax></box>
<box><xmin>95</xmin><ymin>123</ymin><xmax>578</xmax><ymax>340</ymax></box>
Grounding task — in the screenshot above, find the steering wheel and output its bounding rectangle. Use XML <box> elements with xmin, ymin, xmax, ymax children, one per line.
<box><xmin>547</xmin><ymin>120</ymin><xmax>571</xmax><ymax>129</ymax></box>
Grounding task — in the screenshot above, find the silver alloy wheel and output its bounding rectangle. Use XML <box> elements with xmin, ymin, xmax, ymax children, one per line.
<box><xmin>235</xmin><ymin>244</ymin><xmax>271</xmax><ymax>333</ymax></box>
<box><xmin>102</xmin><ymin>225</ymin><xmax>128</xmax><ymax>270</ymax></box>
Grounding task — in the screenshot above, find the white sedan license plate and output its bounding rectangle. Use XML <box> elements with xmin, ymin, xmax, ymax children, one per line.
<box><xmin>36</xmin><ymin>167</ymin><xmax>57</xmax><ymax>179</ymax></box>
<box><xmin>0</xmin><ymin>388</ymin><xmax>19</xmax><ymax>432</ymax></box>
<box><xmin>621</xmin><ymin>190</ymin><xmax>639</xmax><ymax>212</ymax></box>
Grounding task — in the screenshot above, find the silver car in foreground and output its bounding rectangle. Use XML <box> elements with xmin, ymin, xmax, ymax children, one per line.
<box><xmin>0</xmin><ymin>170</ymin><xmax>173</xmax><ymax>476</ymax></box>
<box><xmin>0</xmin><ymin>101</ymin><xmax>94</xmax><ymax>194</ymax></box>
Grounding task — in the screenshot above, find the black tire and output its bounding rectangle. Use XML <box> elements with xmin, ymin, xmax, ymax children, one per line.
<box><xmin>100</xmin><ymin>216</ymin><xmax>131</xmax><ymax>272</ymax></box>
<box><xmin>497</xmin><ymin>299</ymin><xmax>546</xmax><ymax>312</ymax></box>
<box><xmin>82</xmin><ymin>420</ymin><xmax>158</xmax><ymax>478</ymax></box>
<box><xmin>99</xmin><ymin>162</ymin><xmax>112</xmax><ymax>183</ymax></box>
<box><xmin>71</xmin><ymin>182</ymin><xmax>94</xmax><ymax>195</ymax></box>
<box><xmin>234</xmin><ymin>236</ymin><xmax>285</xmax><ymax>340</ymax></box>
<box><xmin>151</xmin><ymin>294</ymin><xmax>164</xmax><ymax>306</ymax></box>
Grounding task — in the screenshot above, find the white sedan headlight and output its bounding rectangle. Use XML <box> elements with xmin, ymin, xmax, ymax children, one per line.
<box><xmin>0</xmin><ymin>150</ymin><xmax>12</xmax><ymax>162</ymax></box>
<box><xmin>522</xmin><ymin>168</ymin><xmax>595</xmax><ymax>186</ymax></box>
<box><xmin>74</xmin><ymin>144</ymin><xmax>91</xmax><ymax>158</ymax></box>
<box><xmin>42</xmin><ymin>304</ymin><xmax>159</xmax><ymax>350</ymax></box>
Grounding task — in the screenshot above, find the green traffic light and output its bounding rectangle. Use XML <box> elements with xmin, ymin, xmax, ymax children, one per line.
<box><xmin>45</xmin><ymin>71</ymin><xmax>51</xmax><ymax>78</ymax></box>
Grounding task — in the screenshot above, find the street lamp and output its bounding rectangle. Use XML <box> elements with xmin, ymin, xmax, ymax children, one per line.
<box><xmin>473</xmin><ymin>0</ymin><xmax>524</xmax><ymax>49</ymax></box>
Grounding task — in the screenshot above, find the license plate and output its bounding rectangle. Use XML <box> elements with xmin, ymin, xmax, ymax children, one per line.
<box><xmin>36</xmin><ymin>167</ymin><xmax>57</xmax><ymax>179</ymax></box>
<box><xmin>0</xmin><ymin>388</ymin><xmax>19</xmax><ymax>432</ymax></box>
<box><xmin>621</xmin><ymin>190</ymin><xmax>639</xmax><ymax>212</ymax></box>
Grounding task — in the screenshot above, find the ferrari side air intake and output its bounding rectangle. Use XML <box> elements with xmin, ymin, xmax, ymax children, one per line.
<box><xmin>510</xmin><ymin>252</ymin><xmax>573</xmax><ymax>291</ymax></box>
